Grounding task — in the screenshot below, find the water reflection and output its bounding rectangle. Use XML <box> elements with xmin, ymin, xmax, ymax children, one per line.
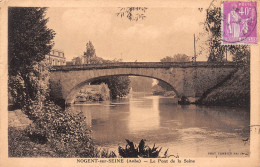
<box><xmin>72</xmin><ymin>93</ymin><xmax>250</xmax><ymax>157</ymax></box>
<box><xmin>128</xmin><ymin>96</ymin><xmax>160</xmax><ymax>132</ymax></box>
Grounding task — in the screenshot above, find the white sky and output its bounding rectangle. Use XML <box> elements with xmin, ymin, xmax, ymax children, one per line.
<box><xmin>46</xmin><ymin>7</ymin><xmax>209</xmax><ymax>62</ymax></box>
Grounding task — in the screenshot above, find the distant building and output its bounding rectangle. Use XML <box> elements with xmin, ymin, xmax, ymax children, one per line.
<box><xmin>45</xmin><ymin>49</ymin><xmax>66</xmax><ymax>66</ymax></box>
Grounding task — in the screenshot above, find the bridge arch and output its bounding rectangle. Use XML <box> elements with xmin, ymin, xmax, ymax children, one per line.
<box><xmin>65</xmin><ymin>74</ymin><xmax>180</xmax><ymax>104</ymax></box>
<box><xmin>50</xmin><ymin>62</ymin><xmax>238</xmax><ymax>105</ymax></box>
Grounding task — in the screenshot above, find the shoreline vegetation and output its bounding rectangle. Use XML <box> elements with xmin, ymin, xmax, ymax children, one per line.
<box><xmin>196</xmin><ymin>67</ymin><xmax>250</xmax><ymax>108</ymax></box>
<box><xmin>74</xmin><ymin>84</ymin><xmax>110</xmax><ymax>103</ymax></box>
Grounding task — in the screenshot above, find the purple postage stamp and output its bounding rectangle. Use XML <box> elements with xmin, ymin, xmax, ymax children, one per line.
<box><xmin>222</xmin><ymin>1</ymin><xmax>257</xmax><ymax>44</ymax></box>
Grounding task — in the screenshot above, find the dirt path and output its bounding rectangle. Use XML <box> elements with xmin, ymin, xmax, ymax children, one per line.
<box><xmin>8</xmin><ymin>109</ymin><xmax>32</xmax><ymax>129</ymax></box>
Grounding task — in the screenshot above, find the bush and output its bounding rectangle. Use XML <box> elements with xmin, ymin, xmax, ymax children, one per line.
<box><xmin>25</xmin><ymin>101</ymin><xmax>93</xmax><ymax>157</ymax></box>
<box><xmin>9</xmin><ymin>127</ymin><xmax>118</xmax><ymax>158</ymax></box>
<box><xmin>118</xmin><ymin>139</ymin><xmax>167</xmax><ymax>158</ymax></box>
<box><xmin>90</xmin><ymin>148</ymin><xmax>117</xmax><ymax>158</ymax></box>
<box><xmin>91</xmin><ymin>76</ymin><xmax>131</xmax><ymax>99</ymax></box>
<box><xmin>75</xmin><ymin>84</ymin><xmax>110</xmax><ymax>103</ymax></box>
<box><xmin>9</xmin><ymin>127</ymin><xmax>51</xmax><ymax>157</ymax></box>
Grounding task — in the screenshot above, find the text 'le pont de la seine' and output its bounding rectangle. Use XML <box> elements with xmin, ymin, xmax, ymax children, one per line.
<box><xmin>76</xmin><ymin>158</ymin><xmax>195</xmax><ymax>164</ymax></box>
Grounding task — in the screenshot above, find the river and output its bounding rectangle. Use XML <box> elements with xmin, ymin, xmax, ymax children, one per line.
<box><xmin>71</xmin><ymin>93</ymin><xmax>250</xmax><ymax>157</ymax></box>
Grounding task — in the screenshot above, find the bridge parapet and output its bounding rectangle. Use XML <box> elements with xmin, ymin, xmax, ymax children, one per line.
<box><xmin>50</xmin><ymin>61</ymin><xmax>240</xmax><ymax>104</ymax></box>
<box><xmin>51</xmin><ymin>62</ymin><xmax>241</xmax><ymax>71</ymax></box>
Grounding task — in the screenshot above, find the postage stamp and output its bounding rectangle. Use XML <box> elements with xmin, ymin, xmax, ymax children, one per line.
<box><xmin>222</xmin><ymin>1</ymin><xmax>257</xmax><ymax>45</ymax></box>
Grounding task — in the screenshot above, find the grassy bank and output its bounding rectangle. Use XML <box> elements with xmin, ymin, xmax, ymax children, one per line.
<box><xmin>197</xmin><ymin>67</ymin><xmax>250</xmax><ymax>108</ymax></box>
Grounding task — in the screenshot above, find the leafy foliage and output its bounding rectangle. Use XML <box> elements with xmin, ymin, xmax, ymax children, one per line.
<box><xmin>229</xmin><ymin>45</ymin><xmax>250</xmax><ymax>64</ymax></box>
<box><xmin>8</xmin><ymin>7</ymin><xmax>55</xmax><ymax>76</ymax></box>
<box><xmin>92</xmin><ymin>76</ymin><xmax>131</xmax><ymax>99</ymax></box>
<box><xmin>116</xmin><ymin>7</ymin><xmax>147</xmax><ymax>21</ymax></box>
<box><xmin>83</xmin><ymin>41</ymin><xmax>96</xmax><ymax>64</ymax></box>
<box><xmin>25</xmin><ymin>101</ymin><xmax>93</xmax><ymax>157</ymax></box>
<box><xmin>76</xmin><ymin>83</ymin><xmax>110</xmax><ymax>102</ymax></box>
<box><xmin>107</xmin><ymin>76</ymin><xmax>131</xmax><ymax>99</ymax></box>
<box><xmin>91</xmin><ymin>148</ymin><xmax>117</xmax><ymax>158</ymax></box>
<box><xmin>49</xmin><ymin>80</ymin><xmax>66</xmax><ymax>108</ymax></box>
<box><xmin>160</xmin><ymin>54</ymin><xmax>190</xmax><ymax>62</ymax></box>
<box><xmin>204</xmin><ymin>7</ymin><xmax>227</xmax><ymax>62</ymax></box>
<box><xmin>130</xmin><ymin>77</ymin><xmax>153</xmax><ymax>92</ymax></box>
<box><xmin>9</xmin><ymin>60</ymin><xmax>51</xmax><ymax>113</ymax></box>
<box><xmin>9</xmin><ymin>127</ymin><xmax>54</xmax><ymax>157</ymax></box>
<box><xmin>87</xmin><ymin>56</ymin><xmax>105</xmax><ymax>64</ymax></box>
<box><xmin>8</xmin><ymin>7</ymin><xmax>55</xmax><ymax>109</ymax></box>
<box><xmin>118</xmin><ymin>139</ymin><xmax>165</xmax><ymax>158</ymax></box>
<box><xmin>9</xmin><ymin>127</ymin><xmax>117</xmax><ymax>158</ymax></box>
<box><xmin>198</xmin><ymin>67</ymin><xmax>250</xmax><ymax>107</ymax></box>
<box><xmin>8</xmin><ymin>74</ymin><xmax>26</xmax><ymax>108</ymax></box>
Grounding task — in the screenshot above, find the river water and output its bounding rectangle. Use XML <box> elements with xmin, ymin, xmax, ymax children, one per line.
<box><xmin>72</xmin><ymin>93</ymin><xmax>250</xmax><ymax>157</ymax></box>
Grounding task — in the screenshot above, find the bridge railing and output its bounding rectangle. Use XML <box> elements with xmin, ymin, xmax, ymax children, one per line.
<box><xmin>51</xmin><ymin>61</ymin><xmax>242</xmax><ymax>71</ymax></box>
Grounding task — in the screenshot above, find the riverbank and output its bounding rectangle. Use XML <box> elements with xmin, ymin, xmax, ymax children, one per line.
<box><xmin>8</xmin><ymin>108</ymin><xmax>115</xmax><ymax>157</ymax></box>
<box><xmin>8</xmin><ymin>109</ymin><xmax>54</xmax><ymax>157</ymax></box>
<box><xmin>8</xmin><ymin>107</ymin><xmax>166</xmax><ymax>158</ymax></box>
<box><xmin>197</xmin><ymin>67</ymin><xmax>250</xmax><ymax>108</ymax></box>
<box><xmin>75</xmin><ymin>83</ymin><xmax>110</xmax><ymax>103</ymax></box>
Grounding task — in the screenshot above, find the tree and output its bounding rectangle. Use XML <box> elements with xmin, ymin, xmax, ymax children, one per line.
<box><xmin>88</xmin><ymin>56</ymin><xmax>105</xmax><ymax>64</ymax></box>
<box><xmin>204</xmin><ymin>7</ymin><xmax>227</xmax><ymax>62</ymax></box>
<box><xmin>8</xmin><ymin>7</ymin><xmax>55</xmax><ymax>109</ymax></box>
<box><xmin>92</xmin><ymin>76</ymin><xmax>131</xmax><ymax>99</ymax></box>
<box><xmin>160</xmin><ymin>54</ymin><xmax>190</xmax><ymax>62</ymax></box>
<box><xmin>8</xmin><ymin>7</ymin><xmax>55</xmax><ymax>76</ymax></box>
<box><xmin>83</xmin><ymin>41</ymin><xmax>96</xmax><ymax>64</ymax></box>
<box><xmin>116</xmin><ymin>7</ymin><xmax>147</xmax><ymax>21</ymax></box>
<box><xmin>130</xmin><ymin>77</ymin><xmax>153</xmax><ymax>92</ymax></box>
<box><xmin>229</xmin><ymin>45</ymin><xmax>250</xmax><ymax>64</ymax></box>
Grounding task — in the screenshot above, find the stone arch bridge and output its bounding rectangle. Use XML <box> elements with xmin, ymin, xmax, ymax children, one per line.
<box><xmin>50</xmin><ymin>62</ymin><xmax>239</xmax><ymax>105</ymax></box>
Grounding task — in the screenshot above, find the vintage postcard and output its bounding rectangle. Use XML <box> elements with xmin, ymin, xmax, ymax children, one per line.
<box><xmin>0</xmin><ymin>0</ymin><xmax>259</xmax><ymax>166</ymax></box>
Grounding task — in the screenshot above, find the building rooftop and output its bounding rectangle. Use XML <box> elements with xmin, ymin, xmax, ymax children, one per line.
<box><xmin>48</xmin><ymin>49</ymin><xmax>65</xmax><ymax>58</ymax></box>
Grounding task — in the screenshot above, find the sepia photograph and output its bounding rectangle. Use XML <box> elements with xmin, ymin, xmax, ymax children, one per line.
<box><xmin>0</xmin><ymin>0</ymin><xmax>259</xmax><ymax>166</ymax></box>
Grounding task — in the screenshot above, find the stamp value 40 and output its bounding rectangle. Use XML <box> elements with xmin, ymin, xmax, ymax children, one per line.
<box><xmin>222</xmin><ymin>1</ymin><xmax>257</xmax><ymax>44</ymax></box>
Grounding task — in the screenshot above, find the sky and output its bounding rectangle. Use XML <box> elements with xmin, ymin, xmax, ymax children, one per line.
<box><xmin>46</xmin><ymin>7</ymin><xmax>209</xmax><ymax>62</ymax></box>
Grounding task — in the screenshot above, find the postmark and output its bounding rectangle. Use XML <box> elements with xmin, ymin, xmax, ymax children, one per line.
<box><xmin>222</xmin><ymin>1</ymin><xmax>257</xmax><ymax>44</ymax></box>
